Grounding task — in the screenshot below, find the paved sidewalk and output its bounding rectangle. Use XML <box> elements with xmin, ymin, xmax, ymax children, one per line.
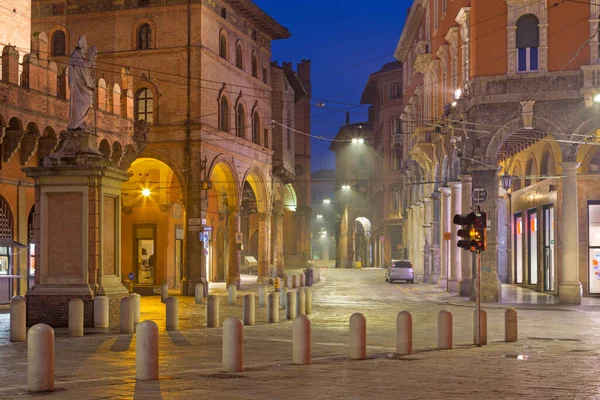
<box><xmin>1</xmin><ymin>269</ymin><xmax>599</xmax><ymax>399</ymax></box>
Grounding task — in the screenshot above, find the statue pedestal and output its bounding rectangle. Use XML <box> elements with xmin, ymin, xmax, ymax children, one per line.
<box><xmin>24</xmin><ymin>130</ymin><xmax>130</xmax><ymax>327</ymax></box>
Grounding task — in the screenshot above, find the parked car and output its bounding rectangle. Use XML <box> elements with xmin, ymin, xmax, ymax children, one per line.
<box><xmin>385</xmin><ymin>260</ymin><xmax>414</xmax><ymax>284</ymax></box>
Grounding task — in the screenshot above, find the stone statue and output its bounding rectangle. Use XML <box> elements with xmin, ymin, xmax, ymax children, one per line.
<box><xmin>67</xmin><ymin>36</ymin><xmax>97</xmax><ymax>131</ymax></box>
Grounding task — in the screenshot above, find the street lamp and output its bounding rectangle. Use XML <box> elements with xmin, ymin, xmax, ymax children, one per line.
<box><xmin>341</xmin><ymin>185</ymin><xmax>351</xmax><ymax>190</ymax></box>
<box><xmin>500</xmin><ymin>172</ymin><xmax>512</xmax><ymax>191</ymax></box>
<box><xmin>454</xmin><ymin>88</ymin><xmax>462</xmax><ymax>100</ymax></box>
<box><xmin>141</xmin><ymin>188</ymin><xmax>151</xmax><ymax>197</ymax></box>
<box><xmin>323</xmin><ymin>198</ymin><xmax>331</xmax><ymax>204</ymax></box>
<box><xmin>316</xmin><ymin>214</ymin><xmax>323</xmax><ymax>219</ymax></box>
<box><xmin>594</xmin><ymin>94</ymin><xmax>600</xmax><ymax>103</ymax></box>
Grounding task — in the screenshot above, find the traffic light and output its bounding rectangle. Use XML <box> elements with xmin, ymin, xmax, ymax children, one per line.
<box><xmin>453</xmin><ymin>212</ymin><xmax>477</xmax><ymax>251</ymax></box>
<box><xmin>473</xmin><ymin>212</ymin><xmax>487</xmax><ymax>252</ymax></box>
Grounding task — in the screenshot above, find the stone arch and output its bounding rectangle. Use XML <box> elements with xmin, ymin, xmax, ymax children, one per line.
<box><xmin>0</xmin><ymin>113</ymin><xmax>5</xmax><ymax>128</ymax></box>
<box><xmin>136</xmin><ymin>148</ymin><xmax>186</xmax><ymax>200</ymax></box>
<box><xmin>524</xmin><ymin>153</ymin><xmax>538</xmax><ymax>187</ymax></box>
<box><xmin>539</xmin><ymin>143</ymin><xmax>556</xmax><ymax>178</ymax></box>
<box><xmin>242</xmin><ymin>168</ymin><xmax>268</xmax><ymax>213</ymax></box>
<box><xmin>219</xmin><ymin>29</ymin><xmax>228</xmax><ymax>59</ymax></box>
<box><xmin>111</xmin><ymin>141</ymin><xmax>123</xmax><ymax>165</ymax></box>
<box><xmin>511</xmin><ymin>160</ymin><xmax>523</xmax><ymax>191</ymax></box>
<box><xmin>48</xmin><ymin>25</ymin><xmax>69</xmax><ymax>56</ymax></box>
<box><xmin>207</xmin><ymin>155</ymin><xmax>240</xmax><ymax>207</ymax></box>
<box><xmin>99</xmin><ymin>139</ymin><xmax>111</xmax><ymax>158</ymax></box>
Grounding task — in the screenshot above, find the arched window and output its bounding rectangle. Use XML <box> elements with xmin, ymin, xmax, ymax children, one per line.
<box><xmin>525</xmin><ymin>157</ymin><xmax>537</xmax><ymax>187</ymax></box>
<box><xmin>135</xmin><ymin>88</ymin><xmax>154</xmax><ymax>124</ymax></box>
<box><xmin>393</xmin><ymin>188</ymin><xmax>402</xmax><ymax>210</ymax></box>
<box><xmin>0</xmin><ymin>195</ymin><xmax>14</xmax><ymax>275</ymax></box>
<box><xmin>252</xmin><ymin>111</ymin><xmax>260</xmax><ymax>144</ymax></box>
<box><xmin>137</xmin><ymin>23</ymin><xmax>152</xmax><ymax>50</ymax></box>
<box><xmin>236</xmin><ymin>104</ymin><xmax>245</xmax><ymax>138</ymax></box>
<box><xmin>236</xmin><ymin>43</ymin><xmax>243</xmax><ymax>69</ymax></box>
<box><xmin>540</xmin><ymin>150</ymin><xmax>555</xmax><ymax>179</ymax></box>
<box><xmin>251</xmin><ymin>52</ymin><xmax>258</xmax><ymax>78</ymax></box>
<box><xmin>219</xmin><ymin>96</ymin><xmax>229</xmax><ymax>132</ymax></box>
<box><xmin>512</xmin><ymin>164</ymin><xmax>523</xmax><ymax>192</ymax></box>
<box><xmin>516</xmin><ymin>14</ymin><xmax>539</xmax><ymax>72</ymax></box>
<box><xmin>590</xmin><ymin>150</ymin><xmax>600</xmax><ymax>173</ymax></box>
<box><xmin>51</xmin><ymin>30</ymin><xmax>66</xmax><ymax>56</ymax></box>
<box><xmin>219</xmin><ymin>31</ymin><xmax>227</xmax><ymax>59</ymax></box>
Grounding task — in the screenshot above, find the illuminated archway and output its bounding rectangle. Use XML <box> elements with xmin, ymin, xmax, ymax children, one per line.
<box><xmin>354</xmin><ymin>216</ymin><xmax>372</xmax><ymax>268</ymax></box>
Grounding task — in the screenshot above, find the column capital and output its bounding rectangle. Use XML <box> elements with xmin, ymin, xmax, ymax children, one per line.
<box><xmin>423</xmin><ymin>197</ymin><xmax>432</xmax><ymax>204</ymax></box>
<box><xmin>448</xmin><ymin>181</ymin><xmax>462</xmax><ymax>191</ymax></box>
<box><xmin>438</xmin><ymin>186</ymin><xmax>451</xmax><ymax>196</ymax></box>
<box><xmin>228</xmin><ymin>205</ymin><xmax>240</xmax><ymax>214</ymax></box>
<box><xmin>257</xmin><ymin>212</ymin><xmax>270</xmax><ymax>222</ymax></box>
<box><xmin>561</xmin><ymin>161</ymin><xmax>581</xmax><ymax>173</ymax></box>
<box><xmin>458</xmin><ymin>174</ymin><xmax>472</xmax><ymax>183</ymax></box>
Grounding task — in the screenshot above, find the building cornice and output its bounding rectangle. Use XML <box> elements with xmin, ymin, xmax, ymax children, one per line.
<box><xmin>394</xmin><ymin>2</ymin><xmax>426</xmax><ymax>62</ymax></box>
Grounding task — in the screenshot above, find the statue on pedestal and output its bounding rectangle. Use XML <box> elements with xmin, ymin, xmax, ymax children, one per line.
<box><xmin>67</xmin><ymin>35</ymin><xmax>97</xmax><ymax>131</ymax></box>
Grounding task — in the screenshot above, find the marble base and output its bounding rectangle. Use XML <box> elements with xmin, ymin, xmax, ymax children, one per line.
<box><xmin>558</xmin><ymin>282</ymin><xmax>582</xmax><ymax>305</ymax></box>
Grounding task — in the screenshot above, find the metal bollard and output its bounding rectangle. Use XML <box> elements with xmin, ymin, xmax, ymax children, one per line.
<box><xmin>505</xmin><ymin>308</ymin><xmax>518</xmax><ymax>342</ymax></box>
<box><xmin>274</xmin><ymin>277</ymin><xmax>281</xmax><ymax>292</ymax></box>
<box><xmin>195</xmin><ymin>283</ymin><xmax>204</xmax><ymax>304</ymax></box>
<box><xmin>228</xmin><ymin>284</ymin><xmax>237</xmax><ymax>305</ymax></box>
<box><xmin>292</xmin><ymin>275</ymin><xmax>298</xmax><ymax>289</ymax></box>
<box><xmin>130</xmin><ymin>293</ymin><xmax>141</xmax><ymax>324</ymax></box>
<box><xmin>136</xmin><ymin>320</ymin><xmax>159</xmax><ymax>381</ymax></box>
<box><xmin>438</xmin><ymin>310</ymin><xmax>452</xmax><ymax>350</ymax></box>
<box><xmin>120</xmin><ymin>296</ymin><xmax>135</xmax><ymax>334</ymax></box>
<box><xmin>292</xmin><ymin>315</ymin><xmax>311</xmax><ymax>365</ymax></box>
<box><xmin>166</xmin><ymin>296</ymin><xmax>179</xmax><ymax>331</ymax></box>
<box><xmin>10</xmin><ymin>295</ymin><xmax>26</xmax><ymax>342</ymax></box>
<box><xmin>286</xmin><ymin>290</ymin><xmax>297</xmax><ymax>320</ymax></box>
<box><xmin>160</xmin><ymin>282</ymin><xmax>168</xmax><ymax>304</ymax></box>
<box><xmin>268</xmin><ymin>292</ymin><xmax>279</xmax><ymax>323</ymax></box>
<box><xmin>473</xmin><ymin>309</ymin><xmax>487</xmax><ymax>346</ymax></box>
<box><xmin>305</xmin><ymin>288</ymin><xmax>312</xmax><ymax>315</ymax></box>
<box><xmin>94</xmin><ymin>296</ymin><xmax>109</xmax><ymax>328</ymax></box>
<box><xmin>243</xmin><ymin>294</ymin><xmax>255</xmax><ymax>326</ymax></box>
<box><xmin>299</xmin><ymin>273</ymin><xmax>305</xmax><ymax>287</ymax></box>
<box><xmin>396</xmin><ymin>311</ymin><xmax>412</xmax><ymax>355</ymax></box>
<box><xmin>349</xmin><ymin>313</ymin><xmax>366</xmax><ymax>360</ymax></box>
<box><xmin>207</xmin><ymin>295</ymin><xmax>220</xmax><ymax>328</ymax></box>
<box><xmin>27</xmin><ymin>324</ymin><xmax>54</xmax><ymax>392</ymax></box>
<box><xmin>259</xmin><ymin>285</ymin><xmax>268</xmax><ymax>307</ymax></box>
<box><xmin>223</xmin><ymin>317</ymin><xmax>244</xmax><ymax>372</ymax></box>
<box><xmin>297</xmin><ymin>289</ymin><xmax>306</xmax><ymax>316</ymax></box>
<box><xmin>68</xmin><ymin>298</ymin><xmax>84</xmax><ymax>337</ymax></box>
<box><xmin>280</xmin><ymin>287</ymin><xmax>288</xmax><ymax>310</ymax></box>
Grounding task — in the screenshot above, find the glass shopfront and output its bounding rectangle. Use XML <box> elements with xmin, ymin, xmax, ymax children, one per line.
<box><xmin>543</xmin><ymin>206</ymin><xmax>555</xmax><ymax>292</ymax></box>
<box><xmin>588</xmin><ymin>203</ymin><xmax>600</xmax><ymax>294</ymax></box>
<box><xmin>514</xmin><ymin>214</ymin><xmax>523</xmax><ymax>284</ymax></box>
<box><xmin>528</xmin><ymin>210</ymin><xmax>538</xmax><ymax>285</ymax></box>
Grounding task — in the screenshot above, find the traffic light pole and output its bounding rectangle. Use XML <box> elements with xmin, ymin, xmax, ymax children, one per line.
<box><xmin>475</xmin><ymin>250</ymin><xmax>482</xmax><ymax>347</ymax></box>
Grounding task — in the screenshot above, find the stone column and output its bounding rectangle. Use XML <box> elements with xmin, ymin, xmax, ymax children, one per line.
<box><xmin>257</xmin><ymin>212</ymin><xmax>270</xmax><ymax>281</ymax></box>
<box><xmin>430</xmin><ymin>192</ymin><xmax>441</xmax><ymax>283</ymax></box>
<box><xmin>416</xmin><ymin>203</ymin><xmax>425</xmax><ymax>281</ymax></box>
<box><xmin>438</xmin><ymin>187</ymin><xmax>451</xmax><ymax>288</ymax></box>
<box><xmin>16</xmin><ymin>183</ymin><xmax>28</xmax><ymax>296</ymax></box>
<box><xmin>275</xmin><ymin>212</ymin><xmax>284</xmax><ymax>276</ymax></box>
<box><xmin>448</xmin><ymin>181</ymin><xmax>462</xmax><ymax>292</ymax></box>
<box><xmin>423</xmin><ymin>198</ymin><xmax>433</xmax><ymax>283</ymax></box>
<box><xmin>469</xmin><ymin>168</ymin><xmax>502</xmax><ymax>302</ymax></box>
<box><xmin>459</xmin><ymin>174</ymin><xmax>473</xmax><ymax>297</ymax></box>
<box><xmin>406</xmin><ymin>208</ymin><xmax>413</xmax><ymax>263</ymax></box>
<box><xmin>228</xmin><ymin>206</ymin><xmax>241</xmax><ymax>288</ymax></box>
<box><xmin>558</xmin><ymin>162</ymin><xmax>582</xmax><ymax>304</ymax></box>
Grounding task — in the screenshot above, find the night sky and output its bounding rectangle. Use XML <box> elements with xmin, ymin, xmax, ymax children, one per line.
<box><xmin>257</xmin><ymin>0</ymin><xmax>412</xmax><ymax>171</ymax></box>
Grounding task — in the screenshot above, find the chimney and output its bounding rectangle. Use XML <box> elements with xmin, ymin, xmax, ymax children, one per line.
<box><xmin>346</xmin><ymin>111</ymin><xmax>350</xmax><ymax>125</ymax></box>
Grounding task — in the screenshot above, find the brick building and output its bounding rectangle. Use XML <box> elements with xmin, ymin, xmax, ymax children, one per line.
<box><xmin>388</xmin><ymin>0</ymin><xmax>600</xmax><ymax>304</ymax></box>
<box><xmin>31</xmin><ymin>0</ymin><xmax>311</xmax><ymax>297</ymax></box>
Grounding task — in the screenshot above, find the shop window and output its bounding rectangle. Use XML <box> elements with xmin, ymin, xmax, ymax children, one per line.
<box><xmin>137</xmin><ymin>23</ymin><xmax>152</xmax><ymax>50</ymax></box>
<box><xmin>516</xmin><ymin>14</ymin><xmax>539</xmax><ymax>72</ymax></box>
<box><xmin>219</xmin><ymin>31</ymin><xmax>227</xmax><ymax>59</ymax></box>
<box><xmin>0</xmin><ymin>196</ymin><xmax>14</xmax><ymax>276</ymax></box>
<box><xmin>51</xmin><ymin>30</ymin><xmax>66</xmax><ymax>56</ymax></box>
<box><xmin>236</xmin><ymin>104</ymin><xmax>245</xmax><ymax>138</ymax></box>
<box><xmin>134</xmin><ymin>225</ymin><xmax>156</xmax><ymax>285</ymax></box>
<box><xmin>27</xmin><ymin>207</ymin><xmax>35</xmax><ymax>288</ymax></box>
<box><xmin>528</xmin><ymin>210</ymin><xmax>538</xmax><ymax>285</ymax></box>
<box><xmin>135</xmin><ymin>88</ymin><xmax>154</xmax><ymax>124</ymax></box>
<box><xmin>589</xmin><ymin>203</ymin><xmax>600</xmax><ymax>294</ymax></box>
<box><xmin>219</xmin><ymin>96</ymin><xmax>229</xmax><ymax>132</ymax></box>
<box><xmin>514</xmin><ymin>214</ymin><xmax>523</xmax><ymax>284</ymax></box>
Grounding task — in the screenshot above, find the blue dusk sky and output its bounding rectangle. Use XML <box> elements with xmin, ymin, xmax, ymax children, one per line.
<box><xmin>257</xmin><ymin>0</ymin><xmax>412</xmax><ymax>172</ymax></box>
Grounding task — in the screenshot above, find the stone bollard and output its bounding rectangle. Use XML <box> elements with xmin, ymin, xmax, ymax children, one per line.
<box><xmin>207</xmin><ymin>295</ymin><xmax>220</xmax><ymax>328</ymax></box>
<box><xmin>286</xmin><ymin>291</ymin><xmax>297</xmax><ymax>320</ymax></box>
<box><xmin>10</xmin><ymin>295</ymin><xmax>26</xmax><ymax>342</ymax></box>
<box><xmin>396</xmin><ymin>311</ymin><xmax>412</xmax><ymax>355</ymax></box>
<box><xmin>299</xmin><ymin>273</ymin><xmax>305</xmax><ymax>287</ymax></box>
<box><xmin>228</xmin><ymin>284</ymin><xmax>237</xmax><ymax>305</ymax></box>
<box><xmin>284</xmin><ymin>275</ymin><xmax>290</xmax><ymax>289</ymax></box>
<box><xmin>280</xmin><ymin>287</ymin><xmax>288</xmax><ymax>310</ymax></box>
<box><xmin>268</xmin><ymin>292</ymin><xmax>279</xmax><ymax>323</ymax></box>
<box><xmin>297</xmin><ymin>289</ymin><xmax>306</xmax><ymax>316</ymax></box>
<box><xmin>473</xmin><ymin>309</ymin><xmax>487</xmax><ymax>346</ymax></box>
<box><xmin>195</xmin><ymin>283</ymin><xmax>204</xmax><ymax>304</ymax></box>
<box><xmin>349</xmin><ymin>313</ymin><xmax>366</xmax><ymax>360</ymax></box>
<box><xmin>305</xmin><ymin>288</ymin><xmax>312</xmax><ymax>315</ymax></box>
<box><xmin>136</xmin><ymin>320</ymin><xmax>159</xmax><ymax>381</ymax></box>
<box><xmin>166</xmin><ymin>296</ymin><xmax>179</xmax><ymax>331</ymax></box>
<box><xmin>293</xmin><ymin>315</ymin><xmax>311</xmax><ymax>365</ymax></box>
<box><xmin>94</xmin><ymin>296</ymin><xmax>109</xmax><ymax>328</ymax></box>
<box><xmin>292</xmin><ymin>275</ymin><xmax>298</xmax><ymax>289</ymax></box>
<box><xmin>120</xmin><ymin>296</ymin><xmax>135</xmax><ymax>334</ymax></box>
<box><xmin>243</xmin><ymin>294</ymin><xmax>255</xmax><ymax>326</ymax></box>
<box><xmin>259</xmin><ymin>285</ymin><xmax>268</xmax><ymax>307</ymax></box>
<box><xmin>130</xmin><ymin>293</ymin><xmax>141</xmax><ymax>324</ymax></box>
<box><xmin>505</xmin><ymin>308</ymin><xmax>518</xmax><ymax>342</ymax></box>
<box><xmin>438</xmin><ymin>310</ymin><xmax>452</xmax><ymax>350</ymax></box>
<box><xmin>223</xmin><ymin>317</ymin><xmax>244</xmax><ymax>372</ymax></box>
<box><xmin>160</xmin><ymin>282</ymin><xmax>168</xmax><ymax>304</ymax></box>
<box><xmin>68</xmin><ymin>298</ymin><xmax>84</xmax><ymax>337</ymax></box>
<box><xmin>28</xmin><ymin>324</ymin><xmax>54</xmax><ymax>392</ymax></box>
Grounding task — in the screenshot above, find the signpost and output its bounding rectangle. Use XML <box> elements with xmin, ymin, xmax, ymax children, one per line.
<box><xmin>472</xmin><ymin>187</ymin><xmax>488</xmax><ymax>204</ymax></box>
<box><xmin>379</xmin><ymin>235</ymin><xmax>385</xmax><ymax>243</ymax></box>
<box><xmin>128</xmin><ymin>272</ymin><xmax>135</xmax><ymax>282</ymax></box>
<box><xmin>235</xmin><ymin>232</ymin><xmax>243</xmax><ymax>244</ymax></box>
<box><xmin>443</xmin><ymin>232</ymin><xmax>451</xmax><ymax>241</ymax></box>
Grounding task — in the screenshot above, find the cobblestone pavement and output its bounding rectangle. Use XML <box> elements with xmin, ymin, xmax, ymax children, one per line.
<box><xmin>1</xmin><ymin>269</ymin><xmax>600</xmax><ymax>399</ymax></box>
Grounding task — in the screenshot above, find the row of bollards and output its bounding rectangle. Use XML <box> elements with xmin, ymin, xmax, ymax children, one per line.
<box><xmin>282</xmin><ymin>273</ymin><xmax>306</xmax><ymax>290</ymax></box>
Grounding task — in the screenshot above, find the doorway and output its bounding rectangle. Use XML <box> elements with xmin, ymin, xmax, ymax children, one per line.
<box><xmin>216</xmin><ymin>226</ymin><xmax>225</xmax><ymax>281</ymax></box>
<box><xmin>174</xmin><ymin>226</ymin><xmax>183</xmax><ymax>286</ymax></box>
<box><xmin>134</xmin><ymin>224</ymin><xmax>156</xmax><ymax>285</ymax></box>
<box><xmin>514</xmin><ymin>213</ymin><xmax>523</xmax><ymax>284</ymax></box>
<box><xmin>527</xmin><ymin>209</ymin><xmax>538</xmax><ymax>285</ymax></box>
<box><xmin>543</xmin><ymin>206</ymin><xmax>555</xmax><ymax>291</ymax></box>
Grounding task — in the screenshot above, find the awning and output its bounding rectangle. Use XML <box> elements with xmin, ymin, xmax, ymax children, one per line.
<box><xmin>0</xmin><ymin>238</ymin><xmax>27</xmax><ymax>248</ymax></box>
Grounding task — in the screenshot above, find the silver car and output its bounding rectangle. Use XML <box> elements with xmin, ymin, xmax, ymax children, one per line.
<box><xmin>385</xmin><ymin>260</ymin><xmax>414</xmax><ymax>284</ymax></box>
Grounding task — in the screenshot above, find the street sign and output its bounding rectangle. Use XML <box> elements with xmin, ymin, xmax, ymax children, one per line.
<box><xmin>128</xmin><ymin>272</ymin><xmax>135</xmax><ymax>282</ymax></box>
<box><xmin>379</xmin><ymin>235</ymin><xmax>385</xmax><ymax>243</ymax></box>
<box><xmin>472</xmin><ymin>187</ymin><xmax>488</xmax><ymax>204</ymax></box>
<box><xmin>188</xmin><ymin>218</ymin><xmax>202</xmax><ymax>225</ymax></box>
<box><xmin>236</xmin><ymin>232</ymin><xmax>243</xmax><ymax>244</ymax></box>
<box><xmin>443</xmin><ymin>232</ymin><xmax>452</xmax><ymax>241</ymax></box>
